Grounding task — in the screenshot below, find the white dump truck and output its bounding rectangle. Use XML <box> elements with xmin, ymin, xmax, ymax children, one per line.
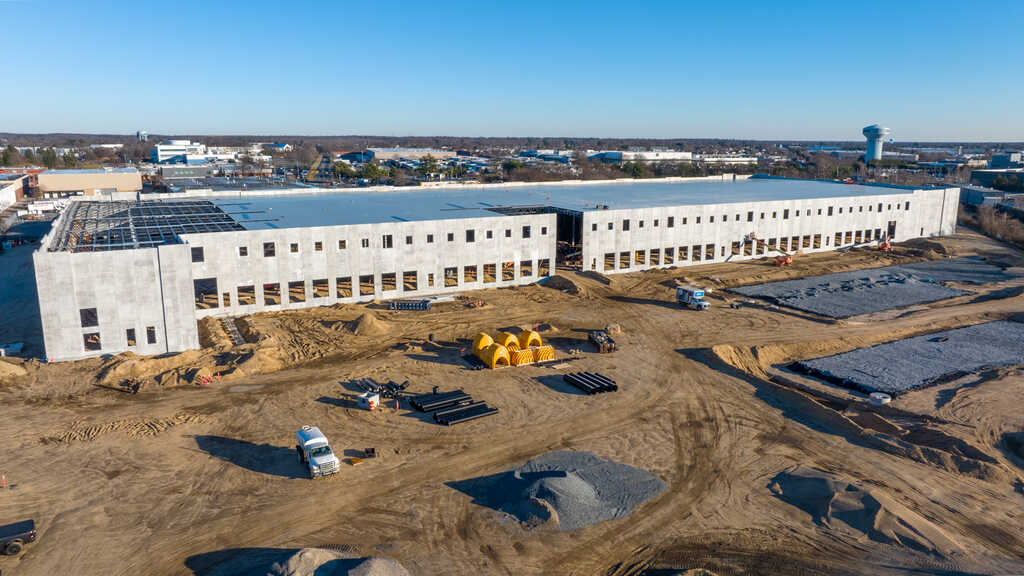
<box><xmin>295</xmin><ymin>425</ymin><xmax>340</xmax><ymax>479</ymax></box>
<box><xmin>676</xmin><ymin>285</ymin><xmax>710</xmax><ymax>311</ymax></box>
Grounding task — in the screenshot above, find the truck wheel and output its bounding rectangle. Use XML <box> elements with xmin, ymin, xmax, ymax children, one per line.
<box><xmin>4</xmin><ymin>541</ymin><xmax>22</xmax><ymax>555</ymax></box>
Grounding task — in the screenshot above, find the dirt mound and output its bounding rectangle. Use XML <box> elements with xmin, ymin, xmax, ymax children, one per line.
<box><xmin>769</xmin><ymin>465</ymin><xmax>960</xmax><ymax>556</ymax></box>
<box><xmin>344</xmin><ymin>312</ymin><xmax>391</xmax><ymax>337</ymax></box>
<box><xmin>0</xmin><ymin>359</ymin><xmax>27</xmax><ymax>380</ymax></box>
<box><xmin>901</xmin><ymin>238</ymin><xmax>952</xmax><ymax>259</ymax></box>
<box><xmin>543</xmin><ymin>275</ymin><xmax>580</xmax><ymax>294</ymax></box>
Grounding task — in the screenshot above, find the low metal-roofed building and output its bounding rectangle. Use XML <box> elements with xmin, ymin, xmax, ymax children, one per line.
<box><xmin>37</xmin><ymin>167</ymin><xmax>142</xmax><ymax>197</ymax></box>
<box><xmin>33</xmin><ymin>176</ymin><xmax>959</xmax><ymax>362</ymax></box>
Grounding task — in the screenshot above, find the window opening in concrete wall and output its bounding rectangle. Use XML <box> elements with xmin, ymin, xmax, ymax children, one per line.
<box><xmin>466</xmin><ymin>230</ymin><xmax>475</xmax><ymax>242</ymax></box>
<box><xmin>650</xmin><ymin>248</ymin><xmax>660</xmax><ymax>265</ymax></box>
<box><xmin>731</xmin><ymin>241</ymin><xmax>741</xmax><ymax>255</ymax></box>
<box><xmin>653</xmin><ymin>219</ymin><xmax>658</xmax><ymax>227</ymax></box>
<box><xmin>445</xmin><ymin>267</ymin><xmax>458</xmax><ymax>287</ymax></box>
<box><xmin>747</xmin><ymin>211</ymin><xmax>754</xmax><ymax>222</ymax></box>
<box><xmin>381</xmin><ymin>273</ymin><xmax>397</xmax><ymax>291</ymax></box>
<box><xmin>263</xmin><ymin>283</ymin><xmax>280</xmax><ymax>305</ymax></box>
<box><xmin>619</xmin><ymin>252</ymin><xmax>630</xmax><ymax>269</ymax></box>
<box><xmin>834</xmin><ymin>232</ymin><xmax>843</xmax><ymax>246</ymax></box>
<box><xmin>520</xmin><ymin>260</ymin><xmax>533</xmax><ymax>276</ymax></box>
<box><xmin>80</xmin><ymin>307</ymin><xmax>98</xmax><ymax>327</ymax></box>
<box><xmin>338</xmin><ymin>240</ymin><xmax>347</xmax><ymax>250</ymax></box>
<box><xmin>290</xmin><ymin>243</ymin><xmax>299</xmax><ymax>253</ymax></box>
<box><xmin>828</xmin><ymin>206</ymin><xmax>834</xmax><ymax>216</ymax></box>
<box><xmin>239</xmin><ymin>246</ymin><xmax>248</xmax><ymax>256</ymax></box>
<box><xmin>710</xmin><ymin>216</ymin><xmax>715</xmax><ymax>223</ymax></box>
<box><xmin>668</xmin><ymin>216</ymin><xmax>675</xmax><ymax>227</ymax></box>
<box><xmin>802</xmin><ymin>235</ymin><xmax>811</xmax><ymax>248</ymax></box>
<box><xmin>779</xmin><ymin>237</ymin><xmax>789</xmax><ymax>251</ymax></box>
<box><xmin>756</xmin><ymin>240</ymin><xmax>765</xmax><ymax>255</ymax></box>
<box><xmin>484</xmin><ymin>264</ymin><xmax>497</xmax><ymax>282</ymax></box>
<box><xmin>264</xmin><ymin>242</ymin><xmax>275</xmax><ymax>257</ymax></box>
<box><xmin>592</xmin><ymin>223</ymin><xmax>598</xmax><ymax>231</ymax></box>
<box><xmin>382</xmin><ymin>235</ymin><xmax>393</xmax><ymax>248</ymax></box>
<box><xmin>875</xmin><ymin>228</ymin><xmax>882</xmax><ymax>240</ymax></box>
<box><xmin>664</xmin><ymin>247</ymin><xmax>674</xmax><ymax>264</ymax></box>
<box><xmin>359</xmin><ymin>275</ymin><xmax>374</xmax><ymax>296</ymax></box>
<box><xmin>336</xmin><ymin>277</ymin><xmax>352</xmax><ymax>298</ymax></box>
<box><xmin>222</xmin><ymin>292</ymin><xmax>231</xmax><ymax>307</ymax></box>
<box><xmin>878</xmin><ymin>203</ymin><xmax>883</xmax><ymax>212</ymax></box>
<box><xmin>854</xmin><ymin>231</ymin><xmax>863</xmax><ymax>243</ymax></box>
<box><xmin>538</xmin><ymin>258</ymin><xmax>550</xmax><ymax>276</ymax></box>
<box><xmin>315</xmin><ymin>241</ymin><xmax>323</xmax><ymax>251</ymax></box>
<box><xmin>194</xmin><ymin>278</ymin><xmax>219</xmax><ymax>309</ymax></box>
<box><xmin>604</xmin><ymin>253</ymin><xmax>615</xmax><ymax>271</ymax></box>
<box><xmin>406</xmin><ymin>235</ymin><xmax>413</xmax><ymax>245</ymax></box>
<box><xmin>191</xmin><ymin>246</ymin><xmax>204</xmax><ymax>262</ymax></box>
<box><xmin>239</xmin><ymin>285</ymin><xmax>255</xmax><ymax>305</ymax></box>
<box><xmin>608</xmin><ymin>222</ymin><xmax>614</xmax><ymax>230</ymax></box>
<box><xmin>313</xmin><ymin>278</ymin><xmax>329</xmax><ymax>298</ymax></box>
<box><xmin>361</xmin><ymin>238</ymin><xmax>369</xmax><ymax>248</ymax></box>
<box><xmin>845</xmin><ymin>231</ymin><xmax>853</xmax><ymax>244</ymax></box>
<box><xmin>696</xmin><ymin>216</ymin><xmax>701</xmax><ymax>224</ymax></box>
<box><xmin>905</xmin><ymin>201</ymin><xmax>911</xmax><ymax>210</ymax></box>
<box><xmin>791</xmin><ymin>236</ymin><xmax>800</xmax><ymax>250</ymax></box>
<box><xmin>622</xmin><ymin>219</ymin><xmax>630</xmax><ymax>231</ymax></box>
<box><xmin>126</xmin><ymin>328</ymin><xmax>136</xmax><ymax>347</ymax></box>
<box><xmin>146</xmin><ymin>326</ymin><xmax>156</xmax><ymax>345</ymax></box>
<box><xmin>447</xmin><ymin>232</ymin><xmax>454</xmax><ymax>242</ymax></box>
<box><xmin>813</xmin><ymin>234</ymin><xmax>821</xmax><ymax>249</ymax></box>
<box><xmin>506</xmin><ymin>229</ymin><xmax>512</xmax><ymax>237</ymax></box>
<box><xmin>817</xmin><ymin>209</ymin><xmax>822</xmax><ymax>215</ymax></box>
<box><xmin>783</xmin><ymin>209</ymin><xmax>789</xmax><ymax>219</ymax></box>
<box><xmin>690</xmin><ymin>245</ymin><xmax>700</xmax><ymax>261</ymax></box>
<box><xmin>427</xmin><ymin>273</ymin><xmax>434</xmax><ymax>287</ymax></box>
<box><xmin>634</xmin><ymin>250</ymin><xmax>645</xmax><ymax>265</ymax></box>
<box><xmin>522</xmin><ymin>225</ymin><xmax>531</xmax><ymax>238</ymax></box>
<box><xmin>768</xmin><ymin>237</ymin><xmax>777</xmax><ymax>248</ymax></box>
<box><xmin>677</xmin><ymin>246</ymin><xmax>687</xmax><ymax>261</ymax></box>
<box><xmin>541</xmin><ymin>226</ymin><xmax>548</xmax><ymax>235</ymax></box>
<box><xmin>682</xmin><ymin>217</ymin><xmax>688</xmax><ymax>225</ymax></box>
<box><xmin>639</xmin><ymin>220</ymin><xmax>644</xmax><ymax>228</ymax></box>
<box><xmin>487</xmin><ymin>230</ymin><xmax>494</xmax><ymax>239</ymax></box>
<box><xmin>464</xmin><ymin>265</ymin><xmax>478</xmax><ymax>283</ymax></box>
<box><xmin>360</xmin><ymin>272</ymin><xmax>376</xmax><ymax>293</ymax></box>
<box><xmin>743</xmin><ymin>241</ymin><xmax>752</xmax><ymax>256</ymax></box>
<box><xmin>288</xmin><ymin>281</ymin><xmax>306</xmax><ymax>302</ymax></box>
<box><xmin>84</xmin><ymin>332</ymin><xmax>101</xmax><ymax>351</ymax></box>
<box><xmin>403</xmin><ymin>271</ymin><xmax>417</xmax><ymax>291</ymax></box>
<box><xmin>427</xmin><ymin>234</ymin><xmax>434</xmax><ymax>243</ymax></box>
<box><xmin>503</xmin><ymin>261</ymin><xmax>515</xmax><ymax>280</ymax></box>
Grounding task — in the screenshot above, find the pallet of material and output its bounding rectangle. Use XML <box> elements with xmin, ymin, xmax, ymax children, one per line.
<box><xmin>409</xmin><ymin>390</ymin><xmax>472</xmax><ymax>412</ymax></box>
<box><xmin>433</xmin><ymin>401</ymin><xmax>499</xmax><ymax>426</ymax></box>
<box><xmin>389</xmin><ymin>299</ymin><xmax>431</xmax><ymax>311</ymax></box>
<box><xmin>563</xmin><ymin>372</ymin><xmax>618</xmax><ymax>394</ymax></box>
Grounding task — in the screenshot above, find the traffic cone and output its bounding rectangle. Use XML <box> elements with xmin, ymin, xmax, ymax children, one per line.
<box><xmin>2</xmin><ymin>473</ymin><xmax>6</xmax><ymax>489</ymax></box>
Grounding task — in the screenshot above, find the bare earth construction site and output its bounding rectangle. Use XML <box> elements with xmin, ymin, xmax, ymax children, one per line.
<box><xmin>1</xmin><ymin>207</ymin><xmax>1024</xmax><ymax>573</ymax></box>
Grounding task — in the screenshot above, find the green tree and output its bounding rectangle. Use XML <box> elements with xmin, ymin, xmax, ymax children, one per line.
<box><xmin>1</xmin><ymin>145</ymin><xmax>15</xmax><ymax>166</ymax></box>
<box><xmin>623</xmin><ymin>161</ymin><xmax>646</xmax><ymax>178</ymax></box>
<box><xmin>358</xmin><ymin>162</ymin><xmax>385</xmax><ymax>182</ymax></box>
<box><xmin>62</xmin><ymin>152</ymin><xmax>78</xmax><ymax>168</ymax></box>
<box><xmin>333</xmin><ymin>162</ymin><xmax>355</xmax><ymax>179</ymax></box>
<box><xmin>41</xmin><ymin>148</ymin><xmax>58</xmax><ymax>169</ymax></box>
<box><xmin>22</xmin><ymin>148</ymin><xmax>35</xmax><ymax>163</ymax></box>
<box><xmin>417</xmin><ymin>154</ymin><xmax>439</xmax><ymax>176</ymax></box>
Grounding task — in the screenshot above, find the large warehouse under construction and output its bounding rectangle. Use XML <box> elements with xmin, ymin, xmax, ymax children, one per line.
<box><xmin>34</xmin><ymin>176</ymin><xmax>959</xmax><ymax>361</ymax></box>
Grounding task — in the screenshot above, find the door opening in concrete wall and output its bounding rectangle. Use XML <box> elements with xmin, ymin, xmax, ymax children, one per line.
<box><xmin>222</xmin><ymin>292</ymin><xmax>231</xmax><ymax>307</ymax></box>
<box><xmin>359</xmin><ymin>275</ymin><xmax>374</xmax><ymax>296</ymax></box>
<box><xmin>664</xmin><ymin>247</ymin><xmax>674</xmax><ymax>264</ymax></box>
<box><xmin>427</xmin><ymin>273</ymin><xmax>434</xmax><ymax>287</ymax></box>
<box><xmin>650</xmin><ymin>248</ymin><xmax>660</xmax><ymax>266</ymax></box>
<box><xmin>845</xmin><ymin>231</ymin><xmax>853</xmax><ymax>244</ymax></box>
<box><xmin>194</xmin><ymin>278</ymin><xmax>219</xmax><ymax>309</ymax></box>
<box><xmin>619</xmin><ymin>252</ymin><xmax>630</xmax><ymax>269</ymax></box>
<box><xmin>691</xmin><ymin>245</ymin><xmax>701</xmax><ymax>261</ymax></box>
<box><xmin>502</xmin><ymin>262</ymin><xmax>515</xmax><ymax>281</ymax></box>
<box><xmin>854</xmin><ymin>231</ymin><xmax>863</xmax><ymax>244</ymax></box>
<box><xmin>336</xmin><ymin>277</ymin><xmax>352</xmax><ymax>298</ymax></box>
<box><xmin>126</xmin><ymin>329</ymin><xmax>136</xmax><ymax>347</ymax></box>
<box><xmin>743</xmin><ymin>241</ymin><xmax>752</xmax><ymax>256</ymax></box>
<box><xmin>444</xmin><ymin>267</ymin><xmax>458</xmax><ymax>287</ymax></box>
<box><xmin>484</xmin><ymin>264</ymin><xmax>496</xmax><ymax>282</ymax></box>
<box><xmin>604</xmin><ymin>253</ymin><xmax>615</xmax><ymax>271</ymax></box>
<box><xmin>146</xmin><ymin>326</ymin><xmax>156</xmax><ymax>344</ymax></box>
<box><xmin>288</xmin><ymin>281</ymin><xmax>306</xmax><ymax>303</ymax></box>
<box><xmin>834</xmin><ymin>232</ymin><xmax>843</xmax><ymax>246</ymax></box>
<box><xmin>813</xmin><ymin>234</ymin><xmax>821</xmax><ymax>249</ymax></box>
<box><xmin>403</xmin><ymin>271</ymin><xmax>417</xmax><ymax>291</ymax></box>
<box><xmin>802</xmin><ymin>235</ymin><xmax>811</xmax><ymax>249</ymax></box>
<box><xmin>239</xmin><ymin>285</ymin><xmax>255</xmax><ymax>305</ymax></box>
<box><xmin>633</xmin><ymin>250</ymin><xmax>645</xmax><ymax>265</ymax></box>
<box><xmin>381</xmin><ymin>273</ymin><xmax>397</xmax><ymax>292</ymax></box>
<box><xmin>313</xmin><ymin>279</ymin><xmax>330</xmax><ymax>298</ymax></box>
<box><xmin>83</xmin><ymin>332</ymin><xmax>101</xmax><ymax>351</ymax></box>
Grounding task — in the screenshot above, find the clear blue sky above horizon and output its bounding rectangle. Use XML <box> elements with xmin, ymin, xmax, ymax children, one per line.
<box><xmin>1</xmin><ymin>0</ymin><xmax>1021</xmax><ymax>141</ymax></box>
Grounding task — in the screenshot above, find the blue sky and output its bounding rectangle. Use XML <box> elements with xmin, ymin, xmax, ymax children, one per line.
<box><xmin>1</xmin><ymin>0</ymin><xmax>1021</xmax><ymax>140</ymax></box>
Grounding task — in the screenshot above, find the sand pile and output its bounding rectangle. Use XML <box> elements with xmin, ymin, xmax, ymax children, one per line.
<box><xmin>456</xmin><ymin>451</ymin><xmax>665</xmax><ymax>531</ymax></box>
<box><xmin>201</xmin><ymin>548</ymin><xmax>409</xmax><ymax>576</ymax></box>
<box><xmin>344</xmin><ymin>312</ymin><xmax>391</xmax><ymax>337</ymax></box>
<box><xmin>0</xmin><ymin>359</ymin><xmax>27</xmax><ymax>380</ymax></box>
<box><xmin>769</xmin><ymin>465</ymin><xmax>960</xmax><ymax>556</ymax></box>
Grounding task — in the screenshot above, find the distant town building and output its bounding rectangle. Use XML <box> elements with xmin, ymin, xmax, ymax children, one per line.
<box><xmin>36</xmin><ymin>168</ymin><xmax>142</xmax><ymax>198</ymax></box>
<box><xmin>264</xmin><ymin>143</ymin><xmax>293</xmax><ymax>153</ymax></box>
<box><xmin>366</xmin><ymin>147</ymin><xmax>456</xmax><ymax>161</ymax></box>
<box><xmin>89</xmin><ymin>144</ymin><xmax>124</xmax><ymax>150</ymax></box>
<box><xmin>863</xmin><ymin>124</ymin><xmax>891</xmax><ymax>161</ymax></box>
<box><xmin>589</xmin><ymin>150</ymin><xmax>694</xmax><ymax>163</ymax></box>
<box><xmin>137</xmin><ymin>131</ymin><xmax>148</xmax><ymax>143</ymax></box>
<box><xmin>989</xmin><ymin>152</ymin><xmax>1023</xmax><ymax>169</ymax></box>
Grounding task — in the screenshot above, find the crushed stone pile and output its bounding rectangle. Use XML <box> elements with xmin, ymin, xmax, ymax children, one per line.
<box><xmin>794</xmin><ymin>320</ymin><xmax>1024</xmax><ymax>394</ymax></box>
<box><xmin>200</xmin><ymin>547</ymin><xmax>409</xmax><ymax>576</ymax></box>
<box><xmin>458</xmin><ymin>451</ymin><xmax>666</xmax><ymax>531</ymax></box>
<box><xmin>733</xmin><ymin>256</ymin><xmax>1012</xmax><ymax>318</ymax></box>
<box><xmin>769</xmin><ymin>465</ymin><xmax>960</xmax><ymax>556</ymax></box>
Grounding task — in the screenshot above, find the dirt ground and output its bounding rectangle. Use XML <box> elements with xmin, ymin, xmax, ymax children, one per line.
<box><xmin>1</xmin><ymin>229</ymin><xmax>1023</xmax><ymax>576</ymax></box>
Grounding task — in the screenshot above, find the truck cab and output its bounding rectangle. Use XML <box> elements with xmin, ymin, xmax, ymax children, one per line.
<box><xmin>295</xmin><ymin>426</ymin><xmax>340</xmax><ymax>479</ymax></box>
<box><xmin>676</xmin><ymin>286</ymin><xmax>710</xmax><ymax>311</ymax></box>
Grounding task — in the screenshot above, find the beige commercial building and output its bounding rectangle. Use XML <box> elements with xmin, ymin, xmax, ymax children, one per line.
<box><xmin>37</xmin><ymin>168</ymin><xmax>142</xmax><ymax>197</ymax></box>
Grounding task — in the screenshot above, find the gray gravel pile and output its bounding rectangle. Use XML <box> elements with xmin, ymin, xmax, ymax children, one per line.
<box><xmin>471</xmin><ymin>451</ymin><xmax>666</xmax><ymax>531</ymax></box>
<box><xmin>733</xmin><ymin>256</ymin><xmax>1012</xmax><ymax>318</ymax></box>
<box><xmin>795</xmin><ymin>320</ymin><xmax>1024</xmax><ymax>394</ymax></box>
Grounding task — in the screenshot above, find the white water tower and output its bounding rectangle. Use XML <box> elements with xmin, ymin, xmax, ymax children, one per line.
<box><xmin>862</xmin><ymin>124</ymin><xmax>890</xmax><ymax>161</ymax></box>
